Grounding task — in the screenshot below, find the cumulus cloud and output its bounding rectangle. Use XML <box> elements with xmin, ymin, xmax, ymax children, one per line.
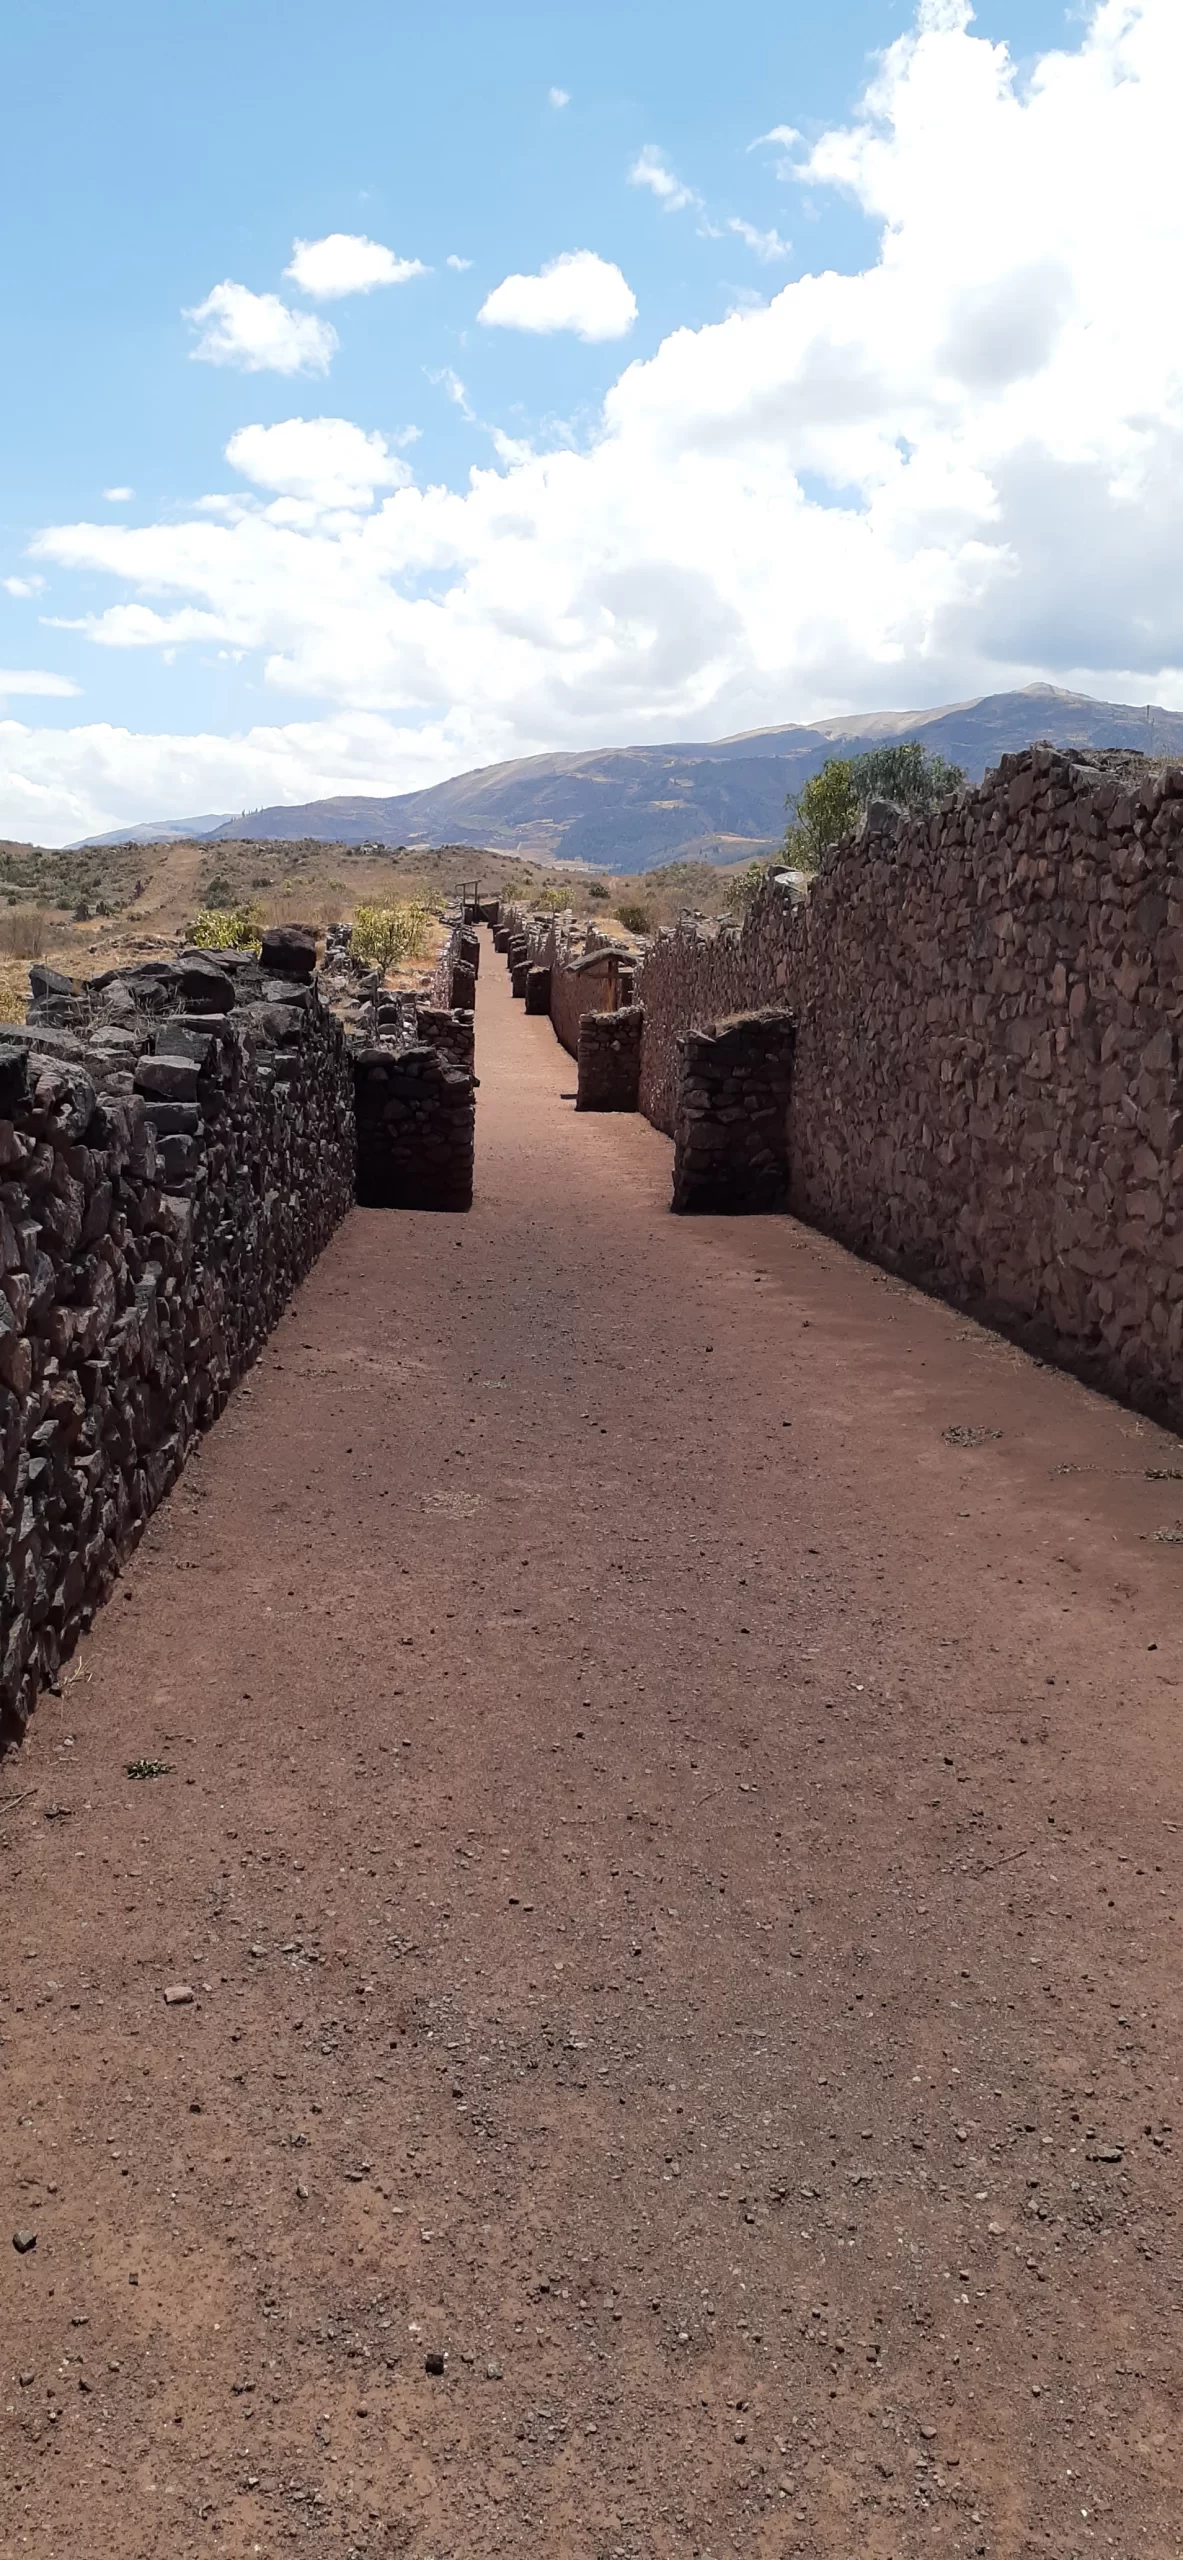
<box><xmin>186</xmin><ymin>282</ymin><xmax>338</xmax><ymax>375</ymax></box>
<box><xmin>285</xmin><ymin>233</ymin><xmax>426</xmax><ymax>298</ymax></box>
<box><xmin>103</xmin><ymin>487</ymin><xmax>134</xmax><ymax>503</ymax></box>
<box><xmin>3</xmin><ymin>575</ymin><xmax>45</xmax><ymax>598</ymax></box>
<box><xmin>446</xmin><ymin>254</ymin><xmax>472</xmax><ymax>272</ymax></box>
<box><xmin>478</xmin><ymin>250</ymin><xmax>637</xmax><ymax>341</ymax></box>
<box><xmin>628</xmin><ymin>145</ymin><xmax>699</xmax><ymax>211</ymax></box>
<box><xmin>15</xmin><ymin>0</ymin><xmax>1183</xmax><ymax>839</ymax></box>
<box><xmin>226</xmin><ymin>418</ymin><xmax>417</xmax><ymax>512</ymax></box>
<box><xmin>548</xmin><ymin>86</ymin><xmax>570</xmax><ymax>108</ymax></box>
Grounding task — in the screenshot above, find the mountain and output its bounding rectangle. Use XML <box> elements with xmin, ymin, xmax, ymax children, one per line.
<box><xmin>78</xmin><ymin>687</ymin><xmax>1183</xmax><ymax>873</ymax></box>
<box><xmin>75</xmin><ymin>812</ymin><xmax>234</xmax><ymax>848</ymax></box>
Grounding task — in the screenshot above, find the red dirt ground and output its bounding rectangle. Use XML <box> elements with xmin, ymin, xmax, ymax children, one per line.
<box><xmin>1</xmin><ymin>938</ymin><xmax>1181</xmax><ymax>2559</ymax></box>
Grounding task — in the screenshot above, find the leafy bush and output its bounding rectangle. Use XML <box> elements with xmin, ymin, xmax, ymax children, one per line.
<box><xmin>614</xmin><ymin>900</ymin><xmax>653</xmax><ymax>934</ymax></box>
<box><xmin>350</xmin><ymin>901</ymin><xmax>433</xmax><ymax>971</ymax></box>
<box><xmin>187</xmin><ymin>903</ymin><xmax>265</xmax><ymax>952</ymax></box>
<box><xmin>202</xmin><ymin>873</ymin><xmax>236</xmax><ymax>909</ymax></box>
<box><xmin>722</xmin><ymin>859</ymin><xmax>773</xmax><ymax>917</ymax></box>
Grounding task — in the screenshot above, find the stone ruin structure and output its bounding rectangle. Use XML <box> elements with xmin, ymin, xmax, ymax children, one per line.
<box><xmin>500</xmin><ymin>746</ymin><xmax>1183</xmax><ymax>1434</ymax></box>
<box><xmin>672</xmin><ymin>1012</ymin><xmax>796</xmax><ymax>1213</ymax></box>
<box><xmin>0</xmin><ymin>913</ymin><xmax>481</xmax><ymax>1745</ymax></box>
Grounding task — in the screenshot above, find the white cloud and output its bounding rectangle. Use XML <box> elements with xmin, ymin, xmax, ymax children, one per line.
<box><xmin>446</xmin><ymin>254</ymin><xmax>473</xmax><ymax>271</ymax></box>
<box><xmin>0</xmin><ymin>709</ymin><xmax>480</xmax><ymax>847</ymax></box>
<box><xmin>0</xmin><ymin>670</ymin><xmax>80</xmax><ymax>697</ymax></box>
<box><xmin>628</xmin><ymin>145</ymin><xmax>699</xmax><ymax>212</ymax></box>
<box><xmin>727</xmin><ymin>217</ymin><xmax>793</xmax><ymax>262</ymax></box>
<box><xmin>430</xmin><ymin>367</ymin><xmax>476</xmax><ymax>419</ymax></box>
<box><xmin>186</xmin><ymin>282</ymin><xmax>338</xmax><ymax>375</ymax></box>
<box><xmin>16</xmin><ymin>0</ymin><xmax>1183</xmax><ymax>838</ymax></box>
<box><xmin>478</xmin><ymin>250</ymin><xmax>637</xmax><ymax>342</ymax></box>
<box><xmin>226</xmin><ymin>418</ymin><xmax>417</xmax><ymax>512</ymax></box>
<box><xmin>548</xmin><ymin>87</ymin><xmax>570</xmax><ymax>108</ymax></box>
<box><xmin>103</xmin><ymin>487</ymin><xmax>134</xmax><ymax>503</ymax></box>
<box><xmin>285</xmin><ymin>233</ymin><xmax>426</xmax><ymax>299</ymax></box>
<box><xmin>3</xmin><ymin>575</ymin><xmax>45</xmax><ymax>598</ymax></box>
<box><xmin>750</xmin><ymin>124</ymin><xmax>801</xmax><ymax>152</ymax></box>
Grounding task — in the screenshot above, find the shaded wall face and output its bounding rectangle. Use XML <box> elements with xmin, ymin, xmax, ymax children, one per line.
<box><xmin>549</xmin><ymin>955</ymin><xmax>621</xmax><ymax>1060</ymax></box>
<box><xmin>635</xmin><ymin>749</ymin><xmax>1183</xmax><ymax>1429</ymax></box>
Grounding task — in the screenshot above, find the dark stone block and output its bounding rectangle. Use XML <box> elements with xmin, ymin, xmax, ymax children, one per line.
<box><xmin>260</xmin><ymin>925</ymin><xmax>317</xmax><ymax>980</ymax></box>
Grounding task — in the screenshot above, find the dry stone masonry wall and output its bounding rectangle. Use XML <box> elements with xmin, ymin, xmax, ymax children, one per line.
<box><xmin>672</xmin><ymin>1012</ymin><xmax>796</xmax><ymax>1213</ymax></box>
<box><xmin>0</xmin><ymin>934</ymin><xmax>354</xmax><ymax>1746</ymax></box>
<box><xmin>353</xmin><ymin>1042</ymin><xmax>476</xmax><ymax>1210</ymax></box>
<box><xmin>576</xmin><ymin>1005</ymin><xmax>644</xmax><ymax>1112</ymax></box>
<box><xmin>634</xmin><ymin>745</ymin><xmax>1183</xmax><ymax>1429</ymax></box>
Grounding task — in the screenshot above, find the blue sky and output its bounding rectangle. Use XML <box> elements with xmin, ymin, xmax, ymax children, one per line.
<box><xmin>1</xmin><ymin>0</ymin><xmax>1177</xmax><ymax>840</ymax></box>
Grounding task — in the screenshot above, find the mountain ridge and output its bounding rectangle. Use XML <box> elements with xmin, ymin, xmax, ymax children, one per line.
<box><xmin>75</xmin><ymin>685</ymin><xmax>1182</xmax><ymax>872</ymax></box>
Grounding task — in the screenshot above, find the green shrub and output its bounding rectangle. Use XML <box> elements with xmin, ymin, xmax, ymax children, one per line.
<box><xmin>188</xmin><ymin>903</ymin><xmax>265</xmax><ymax>952</ymax></box>
<box><xmin>614</xmin><ymin>900</ymin><xmax>652</xmax><ymax>934</ymax></box>
<box><xmin>722</xmin><ymin>860</ymin><xmax>773</xmax><ymax>917</ymax></box>
<box><xmin>350</xmin><ymin>901</ymin><xmax>433</xmax><ymax>971</ymax></box>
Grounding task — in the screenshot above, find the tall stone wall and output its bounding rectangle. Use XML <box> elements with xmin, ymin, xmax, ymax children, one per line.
<box><xmin>635</xmin><ymin>746</ymin><xmax>1183</xmax><ymax>1430</ymax></box>
<box><xmin>0</xmin><ymin>950</ymin><xmax>354</xmax><ymax>1746</ymax></box>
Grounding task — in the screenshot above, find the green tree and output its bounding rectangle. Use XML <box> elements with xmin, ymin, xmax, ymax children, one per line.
<box><xmin>784</xmin><ymin>742</ymin><xmax>966</xmax><ymax>872</ymax></box>
<box><xmin>847</xmin><ymin>741</ymin><xmax>965</xmax><ymax>813</ymax></box>
<box><xmin>783</xmin><ymin>759</ymin><xmax>861</xmax><ymax>872</ymax></box>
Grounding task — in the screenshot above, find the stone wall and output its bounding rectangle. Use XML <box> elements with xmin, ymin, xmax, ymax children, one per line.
<box><xmin>415</xmin><ymin>1005</ymin><xmax>475</xmax><ymax>1072</ymax></box>
<box><xmin>634</xmin><ymin>745</ymin><xmax>1183</xmax><ymax>1429</ymax></box>
<box><xmin>0</xmin><ymin>943</ymin><xmax>354</xmax><ymax>1746</ymax></box>
<box><xmin>637</xmin><ymin>920</ymin><xmax>782</xmax><ymax>1137</ymax></box>
<box><xmin>577</xmin><ymin>1005</ymin><xmax>644</xmax><ymax>1112</ymax></box>
<box><xmin>549</xmin><ymin>947</ymin><xmax>631</xmax><ymax>1059</ymax></box>
<box><xmin>354</xmin><ymin>1044</ymin><xmax>475</xmax><ymax>1211</ymax></box>
<box><xmin>672</xmin><ymin>1011</ymin><xmax>795</xmax><ymax>1213</ymax></box>
<box><xmin>431</xmin><ymin>921</ymin><xmax>479</xmax><ymax>1015</ymax></box>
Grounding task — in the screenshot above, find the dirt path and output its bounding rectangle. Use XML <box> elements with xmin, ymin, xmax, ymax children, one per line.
<box><xmin>2</xmin><ymin>939</ymin><xmax>1182</xmax><ymax>2559</ymax></box>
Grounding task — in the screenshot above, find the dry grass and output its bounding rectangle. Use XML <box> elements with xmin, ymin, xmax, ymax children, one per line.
<box><xmin>0</xmin><ymin>964</ymin><xmax>29</xmax><ymax>1024</ymax></box>
<box><xmin>0</xmin><ymin>906</ymin><xmax>50</xmax><ymax>960</ymax></box>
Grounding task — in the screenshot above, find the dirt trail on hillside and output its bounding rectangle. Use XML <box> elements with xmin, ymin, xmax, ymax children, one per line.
<box><xmin>2</xmin><ymin>940</ymin><xmax>1182</xmax><ymax>2559</ymax></box>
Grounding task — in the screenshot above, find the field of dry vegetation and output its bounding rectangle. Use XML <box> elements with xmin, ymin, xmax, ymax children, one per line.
<box><xmin>0</xmin><ymin>831</ymin><xmax>742</xmax><ymax>1016</ymax></box>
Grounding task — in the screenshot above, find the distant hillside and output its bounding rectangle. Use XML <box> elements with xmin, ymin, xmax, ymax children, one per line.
<box><xmin>79</xmin><ymin>811</ymin><xmax>234</xmax><ymax>849</ymax></box>
<box><xmin>78</xmin><ymin>686</ymin><xmax>1183</xmax><ymax>873</ymax></box>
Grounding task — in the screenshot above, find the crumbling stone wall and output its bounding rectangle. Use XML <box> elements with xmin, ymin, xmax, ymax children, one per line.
<box><xmin>635</xmin><ymin>746</ymin><xmax>1183</xmax><ymax>1427</ymax></box>
<box><xmin>577</xmin><ymin>1005</ymin><xmax>644</xmax><ymax>1112</ymax></box>
<box><xmin>0</xmin><ymin>939</ymin><xmax>354</xmax><ymax>1745</ymax></box>
<box><xmin>414</xmin><ymin>1006</ymin><xmax>475</xmax><ymax>1071</ymax></box>
<box><xmin>672</xmin><ymin>1011</ymin><xmax>795</xmax><ymax>1212</ymax></box>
